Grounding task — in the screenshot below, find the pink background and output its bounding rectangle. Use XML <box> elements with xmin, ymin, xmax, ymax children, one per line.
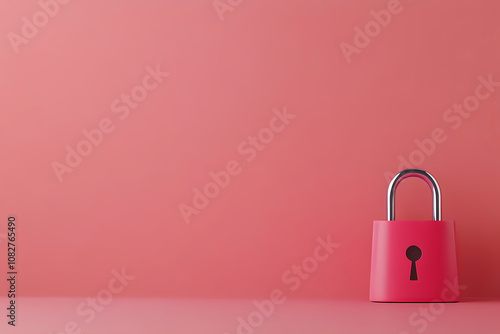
<box><xmin>1</xmin><ymin>0</ymin><xmax>500</xmax><ymax>306</ymax></box>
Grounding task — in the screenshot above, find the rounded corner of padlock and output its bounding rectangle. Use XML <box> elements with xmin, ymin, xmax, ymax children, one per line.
<box><xmin>372</xmin><ymin>220</ymin><xmax>388</xmax><ymax>227</ymax></box>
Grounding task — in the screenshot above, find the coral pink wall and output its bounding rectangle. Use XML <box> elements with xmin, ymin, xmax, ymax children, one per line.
<box><xmin>1</xmin><ymin>0</ymin><xmax>499</xmax><ymax>300</ymax></box>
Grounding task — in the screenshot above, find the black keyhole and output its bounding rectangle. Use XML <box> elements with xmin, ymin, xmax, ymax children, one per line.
<box><xmin>406</xmin><ymin>245</ymin><xmax>422</xmax><ymax>281</ymax></box>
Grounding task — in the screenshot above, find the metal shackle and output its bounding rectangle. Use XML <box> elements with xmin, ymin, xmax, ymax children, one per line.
<box><xmin>387</xmin><ymin>169</ymin><xmax>441</xmax><ymax>221</ymax></box>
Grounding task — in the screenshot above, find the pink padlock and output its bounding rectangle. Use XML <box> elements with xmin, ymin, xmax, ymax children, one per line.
<box><xmin>370</xmin><ymin>169</ymin><xmax>459</xmax><ymax>302</ymax></box>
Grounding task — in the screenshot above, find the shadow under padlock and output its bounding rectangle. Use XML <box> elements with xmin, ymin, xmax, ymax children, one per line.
<box><xmin>369</xmin><ymin>169</ymin><xmax>459</xmax><ymax>302</ymax></box>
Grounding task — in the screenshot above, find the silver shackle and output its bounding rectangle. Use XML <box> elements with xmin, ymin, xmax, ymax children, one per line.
<box><xmin>387</xmin><ymin>169</ymin><xmax>441</xmax><ymax>221</ymax></box>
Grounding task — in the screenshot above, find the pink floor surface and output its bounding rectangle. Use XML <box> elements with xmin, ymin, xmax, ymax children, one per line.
<box><xmin>1</xmin><ymin>297</ymin><xmax>499</xmax><ymax>334</ymax></box>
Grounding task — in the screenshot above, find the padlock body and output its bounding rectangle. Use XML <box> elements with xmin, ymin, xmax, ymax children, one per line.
<box><xmin>370</xmin><ymin>220</ymin><xmax>459</xmax><ymax>302</ymax></box>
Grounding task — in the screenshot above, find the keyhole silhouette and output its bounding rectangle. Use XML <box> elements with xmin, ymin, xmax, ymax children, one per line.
<box><xmin>406</xmin><ymin>246</ymin><xmax>422</xmax><ymax>280</ymax></box>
